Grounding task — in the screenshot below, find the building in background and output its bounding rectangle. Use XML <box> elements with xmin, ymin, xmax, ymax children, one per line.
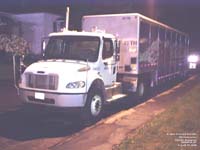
<box><xmin>14</xmin><ymin>13</ymin><xmax>63</xmax><ymax>54</ymax></box>
<box><xmin>0</xmin><ymin>12</ymin><xmax>21</xmax><ymax>62</ymax></box>
<box><xmin>0</xmin><ymin>12</ymin><xmax>20</xmax><ymax>35</ymax></box>
<box><xmin>0</xmin><ymin>12</ymin><xmax>64</xmax><ymax>55</ymax></box>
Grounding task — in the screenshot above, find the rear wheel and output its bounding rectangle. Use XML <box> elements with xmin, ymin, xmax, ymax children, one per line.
<box><xmin>136</xmin><ymin>80</ymin><xmax>146</xmax><ymax>98</ymax></box>
<box><xmin>136</xmin><ymin>77</ymin><xmax>152</xmax><ymax>99</ymax></box>
<box><xmin>137</xmin><ymin>81</ymin><xmax>145</xmax><ymax>97</ymax></box>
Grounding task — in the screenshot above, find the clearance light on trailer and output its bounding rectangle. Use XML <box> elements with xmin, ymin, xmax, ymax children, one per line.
<box><xmin>187</xmin><ymin>54</ymin><xmax>199</xmax><ymax>63</ymax></box>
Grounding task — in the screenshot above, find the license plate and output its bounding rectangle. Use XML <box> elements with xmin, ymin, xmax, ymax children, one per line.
<box><xmin>35</xmin><ymin>92</ymin><xmax>45</xmax><ymax>100</ymax></box>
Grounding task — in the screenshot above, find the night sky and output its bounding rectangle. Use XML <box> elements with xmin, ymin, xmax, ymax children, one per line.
<box><xmin>0</xmin><ymin>0</ymin><xmax>200</xmax><ymax>49</ymax></box>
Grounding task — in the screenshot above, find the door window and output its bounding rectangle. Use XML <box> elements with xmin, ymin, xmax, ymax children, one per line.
<box><xmin>102</xmin><ymin>39</ymin><xmax>114</xmax><ymax>59</ymax></box>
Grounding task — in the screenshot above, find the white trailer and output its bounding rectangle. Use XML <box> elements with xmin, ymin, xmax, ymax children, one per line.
<box><xmin>82</xmin><ymin>13</ymin><xmax>189</xmax><ymax>96</ymax></box>
<box><xmin>15</xmin><ymin>13</ymin><xmax>189</xmax><ymax>122</ymax></box>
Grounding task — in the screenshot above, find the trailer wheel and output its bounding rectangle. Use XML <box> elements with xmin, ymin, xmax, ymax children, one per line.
<box><xmin>136</xmin><ymin>80</ymin><xmax>146</xmax><ymax>98</ymax></box>
<box><xmin>81</xmin><ymin>87</ymin><xmax>104</xmax><ymax>124</ymax></box>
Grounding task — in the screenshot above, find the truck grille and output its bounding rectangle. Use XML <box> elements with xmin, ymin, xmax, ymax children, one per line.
<box><xmin>25</xmin><ymin>73</ymin><xmax>58</xmax><ymax>90</ymax></box>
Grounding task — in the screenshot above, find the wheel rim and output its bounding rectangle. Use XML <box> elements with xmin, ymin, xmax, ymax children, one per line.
<box><xmin>138</xmin><ymin>82</ymin><xmax>145</xmax><ymax>97</ymax></box>
<box><xmin>90</xmin><ymin>95</ymin><xmax>102</xmax><ymax>117</ymax></box>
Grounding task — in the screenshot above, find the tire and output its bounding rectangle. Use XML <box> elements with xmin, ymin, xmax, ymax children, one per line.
<box><xmin>136</xmin><ymin>81</ymin><xmax>145</xmax><ymax>98</ymax></box>
<box><xmin>81</xmin><ymin>87</ymin><xmax>104</xmax><ymax>124</ymax></box>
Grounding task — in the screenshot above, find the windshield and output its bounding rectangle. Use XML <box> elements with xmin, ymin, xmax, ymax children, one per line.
<box><xmin>44</xmin><ymin>36</ymin><xmax>100</xmax><ymax>62</ymax></box>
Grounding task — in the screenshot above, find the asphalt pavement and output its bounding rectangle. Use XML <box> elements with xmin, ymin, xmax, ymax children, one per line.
<box><xmin>0</xmin><ymin>75</ymin><xmax>199</xmax><ymax>150</ymax></box>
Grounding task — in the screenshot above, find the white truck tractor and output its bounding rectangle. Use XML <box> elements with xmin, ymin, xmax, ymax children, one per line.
<box><xmin>14</xmin><ymin>13</ymin><xmax>189</xmax><ymax>122</ymax></box>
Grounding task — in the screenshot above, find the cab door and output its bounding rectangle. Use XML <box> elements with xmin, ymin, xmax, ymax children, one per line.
<box><xmin>100</xmin><ymin>38</ymin><xmax>117</xmax><ymax>86</ymax></box>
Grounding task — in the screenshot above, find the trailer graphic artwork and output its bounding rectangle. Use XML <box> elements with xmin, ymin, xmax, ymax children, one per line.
<box><xmin>139</xmin><ymin>24</ymin><xmax>160</xmax><ymax>80</ymax></box>
<box><xmin>14</xmin><ymin>12</ymin><xmax>189</xmax><ymax>122</ymax></box>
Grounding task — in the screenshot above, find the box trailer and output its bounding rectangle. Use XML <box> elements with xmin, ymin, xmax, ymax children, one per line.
<box><xmin>14</xmin><ymin>13</ymin><xmax>189</xmax><ymax>123</ymax></box>
<box><xmin>82</xmin><ymin>13</ymin><xmax>189</xmax><ymax>93</ymax></box>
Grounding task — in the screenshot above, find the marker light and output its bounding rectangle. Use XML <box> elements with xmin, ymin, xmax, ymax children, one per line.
<box><xmin>187</xmin><ymin>55</ymin><xmax>199</xmax><ymax>63</ymax></box>
<box><xmin>78</xmin><ymin>66</ymin><xmax>90</xmax><ymax>72</ymax></box>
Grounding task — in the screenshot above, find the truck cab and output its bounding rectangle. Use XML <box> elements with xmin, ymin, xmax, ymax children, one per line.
<box><xmin>18</xmin><ymin>30</ymin><xmax>123</xmax><ymax>122</ymax></box>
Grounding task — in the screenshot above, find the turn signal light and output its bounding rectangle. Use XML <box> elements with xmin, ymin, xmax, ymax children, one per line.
<box><xmin>78</xmin><ymin>66</ymin><xmax>90</xmax><ymax>72</ymax></box>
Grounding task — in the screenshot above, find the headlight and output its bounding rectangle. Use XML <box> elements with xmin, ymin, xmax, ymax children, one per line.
<box><xmin>187</xmin><ymin>55</ymin><xmax>199</xmax><ymax>63</ymax></box>
<box><xmin>66</xmin><ymin>81</ymin><xmax>85</xmax><ymax>88</ymax></box>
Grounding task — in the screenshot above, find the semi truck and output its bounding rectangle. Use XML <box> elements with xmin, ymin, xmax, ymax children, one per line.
<box><xmin>14</xmin><ymin>13</ymin><xmax>189</xmax><ymax>122</ymax></box>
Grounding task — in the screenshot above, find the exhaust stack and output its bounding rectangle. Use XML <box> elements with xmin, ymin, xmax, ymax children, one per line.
<box><xmin>65</xmin><ymin>7</ymin><xmax>70</xmax><ymax>30</ymax></box>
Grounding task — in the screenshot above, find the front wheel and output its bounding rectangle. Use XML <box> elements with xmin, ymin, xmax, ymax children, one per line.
<box><xmin>81</xmin><ymin>88</ymin><xmax>104</xmax><ymax>124</ymax></box>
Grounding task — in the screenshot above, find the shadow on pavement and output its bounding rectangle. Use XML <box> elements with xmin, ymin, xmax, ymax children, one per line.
<box><xmin>0</xmin><ymin>109</ymin><xmax>85</xmax><ymax>141</ymax></box>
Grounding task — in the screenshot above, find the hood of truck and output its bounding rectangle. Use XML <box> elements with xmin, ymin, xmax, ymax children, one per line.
<box><xmin>25</xmin><ymin>60</ymin><xmax>87</xmax><ymax>74</ymax></box>
<box><xmin>22</xmin><ymin>60</ymin><xmax>89</xmax><ymax>93</ymax></box>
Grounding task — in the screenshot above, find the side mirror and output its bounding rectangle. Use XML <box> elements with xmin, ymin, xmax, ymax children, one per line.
<box><xmin>41</xmin><ymin>40</ymin><xmax>46</xmax><ymax>57</ymax></box>
<box><xmin>115</xmin><ymin>40</ymin><xmax>120</xmax><ymax>61</ymax></box>
<box><xmin>41</xmin><ymin>37</ymin><xmax>49</xmax><ymax>57</ymax></box>
<box><xmin>42</xmin><ymin>40</ymin><xmax>46</xmax><ymax>51</ymax></box>
<box><xmin>115</xmin><ymin>55</ymin><xmax>120</xmax><ymax>61</ymax></box>
<box><xmin>116</xmin><ymin>40</ymin><xmax>120</xmax><ymax>54</ymax></box>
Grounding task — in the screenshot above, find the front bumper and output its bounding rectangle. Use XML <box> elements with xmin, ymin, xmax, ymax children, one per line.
<box><xmin>19</xmin><ymin>88</ymin><xmax>87</xmax><ymax>108</ymax></box>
